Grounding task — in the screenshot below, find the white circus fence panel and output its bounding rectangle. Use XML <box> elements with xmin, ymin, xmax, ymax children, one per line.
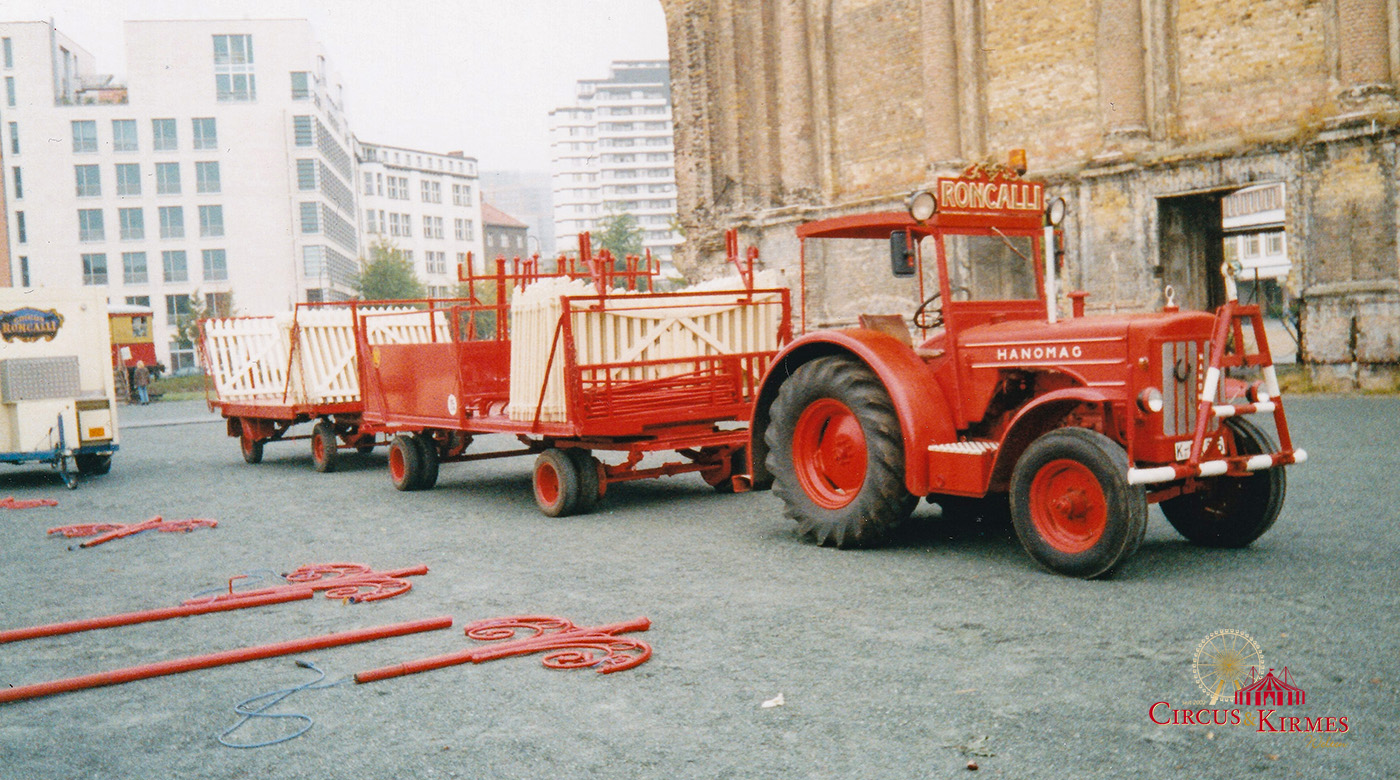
<box><xmin>507</xmin><ymin>271</ymin><xmax>784</xmax><ymax>423</ymax></box>
<box><xmin>202</xmin><ymin>305</ymin><xmax>443</xmax><ymax>407</ymax></box>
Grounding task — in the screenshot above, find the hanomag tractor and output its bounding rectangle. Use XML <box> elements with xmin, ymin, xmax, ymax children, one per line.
<box><xmin>751</xmin><ymin>158</ymin><xmax>1307</xmax><ymax>578</ymax></box>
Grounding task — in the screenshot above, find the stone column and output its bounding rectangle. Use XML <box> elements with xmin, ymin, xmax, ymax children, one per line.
<box><xmin>776</xmin><ymin>0</ymin><xmax>819</xmax><ymax>198</ymax></box>
<box><xmin>1096</xmin><ymin>0</ymin><xmax>1149</xmax><ymax>144</ymax></box>
<box><xmin>1336</xmin><ymin>0</ymin><xmax>1395</xmax><ymax>104</ymax></box>
<box><xmin>920</xmin><ymin>0</ymin><xmax>963</xmax><ymax>167</ymax></box>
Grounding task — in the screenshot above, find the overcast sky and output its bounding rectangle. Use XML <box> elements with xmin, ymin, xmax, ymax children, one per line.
<box><xmin>5</xmin><ymin>0</ymin><xmax>670</xmax><ymax>172</ymax></box>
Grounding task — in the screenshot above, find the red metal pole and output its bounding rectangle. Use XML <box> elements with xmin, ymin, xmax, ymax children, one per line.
<box><xmin>0</xmin><ymin>615</ymin><xmax>454</xmax><ymax>704</ymax></box>
<box><xmin>79</xmin><ymin>516</ymin><xmax>165</xmax><ymax>548</ymax></box>
<box><xmin>0</xmin><ymin>590</ymin><xmax>313</xmax><ymax>645</ymax></box>
<box><xmin>354</xmin><ymin>616</ymin><xmax>650</xmax><ymax>684</ymax></box>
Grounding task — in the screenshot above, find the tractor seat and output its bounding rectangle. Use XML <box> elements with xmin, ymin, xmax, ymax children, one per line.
<box><xmin>858</xmin><ymin>314</ymin><xmax>912</xmax><ymax>347</ymax></box>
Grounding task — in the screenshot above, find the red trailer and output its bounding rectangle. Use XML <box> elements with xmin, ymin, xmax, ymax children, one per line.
<box><xmin>198</xmin><ymin>300</ymin><xmax>407</xmax><ymax>471</ymax></box>
<box><xmin>355</xmin><ymin>235</ymin><xmax>792</xmax><ymax>516</ymax></box>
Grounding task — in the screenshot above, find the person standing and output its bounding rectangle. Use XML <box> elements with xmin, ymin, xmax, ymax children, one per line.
<box><xmin>133</xmin><ymin>360</ymin><xmax>151</xmax><ymax>405</ymax></box>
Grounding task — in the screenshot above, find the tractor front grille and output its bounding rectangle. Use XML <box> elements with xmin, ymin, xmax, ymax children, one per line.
<box><xmin>1161</xmin><ymin>340</ymin><xmax>1210</xmax><ymax>437</ymax></box>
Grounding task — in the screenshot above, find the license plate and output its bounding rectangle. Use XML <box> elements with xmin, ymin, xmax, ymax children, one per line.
<box><xmin>1175</xmin><ymin>437</ymin><xmax>1225</xmax><ymax>461</ymax></box>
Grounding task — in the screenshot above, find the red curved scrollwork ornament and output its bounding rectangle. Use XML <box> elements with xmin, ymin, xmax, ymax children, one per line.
<box><xmin>463</xmin><ymin>615</ymin><xmax>653</xmax><ymax>674</ymax></box>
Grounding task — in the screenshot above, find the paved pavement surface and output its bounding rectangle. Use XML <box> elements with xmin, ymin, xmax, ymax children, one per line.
<box><xmin>0</xmin><ymin>397</ymin><xmax>1395</xmax><ymax>779</ymax></box>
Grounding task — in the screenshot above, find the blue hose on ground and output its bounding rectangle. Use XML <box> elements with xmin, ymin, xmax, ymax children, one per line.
<box><xmin>217</xmin><ymin>660</ymin><xmax>352</xmax><ymax>748</ymax></box>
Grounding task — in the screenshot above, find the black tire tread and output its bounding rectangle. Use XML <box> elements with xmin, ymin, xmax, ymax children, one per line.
<box><xmin>1160</xmin><ymin>417</ymin><xmax>1285</xmax><ymax>548</ymax></box>
<box><xmin>764</xmin><ymin>355</ymin><xmax>914</xmax><ymax>549</ymax></box>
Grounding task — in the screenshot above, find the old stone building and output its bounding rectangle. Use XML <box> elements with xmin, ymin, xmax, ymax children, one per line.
<box><xmin>658</xmin><ymin>0</ymin><xmax>1400</xmax><ymax>382</ymax></box>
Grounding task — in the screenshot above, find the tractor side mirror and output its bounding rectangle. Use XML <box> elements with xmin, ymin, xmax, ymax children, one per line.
<box><xmin>889</xmin><ymin>231</ymin><xmax>915</xmax><ymax>278</ymax></box>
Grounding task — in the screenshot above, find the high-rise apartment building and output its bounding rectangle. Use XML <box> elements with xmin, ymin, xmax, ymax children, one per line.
<box><xmin>548</xmin><ymin>61</ymin><xmax>681</xmax><ymax>265</ymax></box>
<box><xmin>355</xmin><ymin>142</ymin><xmax>483</xmax><ymax>297</ymax></box>
<box><xmin>0</xmin><ymin>19</ymin><xmax>359</xmax><ymax>370</ymax></box>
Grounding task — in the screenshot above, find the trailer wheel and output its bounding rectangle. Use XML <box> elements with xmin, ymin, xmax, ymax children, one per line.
<box><xmin>533</xmin><ymin>448</ymin><xmax>588</xmax><ymax>517</ymax></box>
<box><xmin>1160</xmin><ymin>418</ymin><xmax>1286</xmax><ymax>548</ymax></box>
<box><xmin>701</xmin><ymin>447</ymin><xmax>747</xmax><ymax>493</ymax></box>
<box><xmin>765</xmin><ymin>356</ymin><xmax>914</xmax><ymax>548</ymax></box>
<box><xmin>75</xmin><ymin>453</ymin><xmax>113</xmax><ymax>476</ymax></box>
<box><xmin>567</xmin><ymin>449</ymin><xmax>603</xmax><ymax>513</ymax></box>
<box><xmin>240</xmin><ymin>434</ymin><xmax>264</xmax><ymax>465</ymax></box>
<box><xmin>1010</xmin><ymin>427</ymin><xmax>1147</xmax><ymax>578</ymax></box>
<box><xmin>413</xmin><ymin>433</ymin><xmax>440</xmax><ymax>490</ymax></box>
<box><xmin>388</xmin><ymin>434</ymin><xmax>426</xmax><ymax>491</ymax></box>
<box><xmin>311</xmin><ymin>421</ymin><xmax>338</xmax><ymax>473</ymax></box>
<box><xmin>354</xmin><ymin>434</ymin><xmax>376</xmax><ymax>455</ymax></box>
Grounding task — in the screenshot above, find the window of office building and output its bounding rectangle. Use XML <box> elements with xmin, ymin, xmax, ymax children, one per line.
<box><xmin>82</xmin><ymin>253</ymin><xmax>108</xmax><ymax>285</ymax></box>
<box><xmin>199</xmin><ymin>205</ymin><xmax>224</xmax><ymax>237</ymax></box>
<box><xmin>290</xmin><ymin>71</ymin><xmax>310</xmax><ymax>100</ymax></box>
<box><xmin>75</xmin><ymin>164</ymin><xmax>100</xmax><ymax>197</ymax></box>
<box><xmin>203</xmin><ymin>249</ymin><xmax>228</xmax><ymax>281</ymax></box>
<box><xmin>300</xmin><ymin>202</ymin><xmax>319</xmax><ymax>234</ymax></box>
<box><xmin>293</xmin><ymin>116</ymin><xmax>312</xmax><ymax>146</ymax></box>
<box><xmin>115</xmin><ymin>163</ymin><xmax>141</xmax><ymax>196</ymax></box>
<box><xmin>162</xmin><ymin>250</ymin><xmax>188</xmax><ymax>282</ymax></box>
<box><xmin>10</xmin><ymin>166</ymin><xmax>21</xmax><ymax>199</ymax></box>
<box><xmin>15</xmin><ymin>211</ymin><xmax>26</xmax><ymax>244</ymax></box>
<box><xmin>78</xmin><ymin>209</ymin><xmax>104</xmax><ymax>242</ymax></box>
<box><xmin>119</xmin><ymin>207</ymin><xmax>144</xmax><ymax>240</ymax></box>
<box><xmin>153</xmin><ymin>118</ymin><xmax>177</xmax><ymax>151</ymax></box>
<box><xmin>5</xmin><ymin>76</ymin><xmax>14</xmax><ymax>107</ymax></box>
<box><xmin>72</xmin><ymin>120</ymin><xmax>97</xmax><ymax>153</ymax></box>
<box><xmin>192</xmin><ymin>118</ymin><xmax>217</xmax><ymax>150</ymax></box>
<box><xmin>123</xmin><ymin>251</ymin><xmax>148</xmax><ymax>284</ymax></box>
<box><xmin>297</xmin><ymin>159</ymin><xmax>316</xmax><ymax>190</ymax></box>
<box><xmin>112</xmin><ymin>119</ymin><xmax>138</xmax><ymax>152</ymax></box>
<box><xmin>195</xmin><ymin>161</ymin><xmax>221</xmax><ymax>194</ymax></box>
<box><xmin>159</xmin><ymin>206</ymin><xmax>184</xmax><ymax>239</ymax></box>
<box><xmin>213</xmin><ymin>34</ymin><xmax>256</xmax><ymax>102</ymax></box>
<box><xmin>156</xmin><ymin>162</ymin><xmax>180</xmax><ymax>195</ymax></box>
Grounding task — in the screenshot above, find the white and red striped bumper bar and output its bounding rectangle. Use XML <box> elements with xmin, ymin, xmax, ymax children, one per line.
<box><xmin>1128</xmin><ymin>364</ymin><xmax>1307</xmax><ymax>485</ymax></box>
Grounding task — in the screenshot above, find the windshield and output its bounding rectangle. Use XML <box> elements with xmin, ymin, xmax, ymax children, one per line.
<box><xmin>942</xmin><ymin>232</ymin><xmax>1040</xmax><ymax>301</ymax></box>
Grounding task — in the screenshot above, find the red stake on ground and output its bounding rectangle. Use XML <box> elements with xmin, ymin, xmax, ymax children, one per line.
<box><xmin>0</xmin><ymin>615</ymin><xmax>455</xmax><ymax>704</ymax></box>
<box><xmin>0</xmin><ymin>563</ymin><xmax>429</xmax><ymax>644</ymax></box>
<box><xmin>354</xmin><ymin>615</ymin><xmax>652</xmax><ymax>683</ymax></box>
<box><xmin>2</xmin><ymin>497</ymin><xmax>59</xmax><ymax>509</ymax></box>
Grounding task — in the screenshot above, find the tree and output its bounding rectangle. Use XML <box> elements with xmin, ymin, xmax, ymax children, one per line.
<box><xmin>595</xmin><ymin>211</ymin><xmax>644</xmax><ymax>260</ymax></box>
<box><xmin>354</xmin><ymin>237</ymin><xmax>426</xmax><ymax>300</ymax></box>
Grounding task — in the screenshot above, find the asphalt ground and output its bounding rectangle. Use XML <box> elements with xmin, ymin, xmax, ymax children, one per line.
<box><xmin>0</xmin><ymin>396</ymin><xmax>1395</xmax><ymax>779</ymax></box>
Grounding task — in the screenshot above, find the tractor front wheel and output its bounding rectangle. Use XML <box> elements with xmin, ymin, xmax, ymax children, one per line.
<box><xmin>1160</xmin><ymin>417</ymin><xmax>1285</xmax><ymax>547</ymax></box>
<box><xmin>764</xmin><ymin>356</ymin><xmax>914</xmax><ymax>548</ymax></box>
<box><xmin>1010</xmin><ymin>427</ymin><xmax>1147</xmax><ymax>578</ymax></box>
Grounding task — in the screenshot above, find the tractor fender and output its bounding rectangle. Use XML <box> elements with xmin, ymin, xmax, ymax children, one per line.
<box><xmin>989</xmin><ymin>387</ymin><xmax>1119</xmax><ymax>490</ymax></box>
<box><xmin>750</xmin><ymin>328</ymin><xmax>956</xmax><ymax>495</ymax></box>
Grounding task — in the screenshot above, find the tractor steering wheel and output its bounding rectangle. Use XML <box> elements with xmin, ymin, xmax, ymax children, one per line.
<box><xmin>913</xmin><ymin>287</ymin><xmax>970</xmax><ymax>330</ymax></box>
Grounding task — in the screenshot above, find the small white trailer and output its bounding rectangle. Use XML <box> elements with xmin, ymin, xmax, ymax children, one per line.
<box><xmin>0</xmin><ymin>289</ymin><xmax>120</xmax><ymax>488</ymax></box>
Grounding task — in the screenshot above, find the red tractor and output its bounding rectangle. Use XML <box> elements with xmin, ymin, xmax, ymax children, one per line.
<box><xmin>751</xmin><ymin>159</ymin><xmax>1307</xmax><ymax>577</ymax></box>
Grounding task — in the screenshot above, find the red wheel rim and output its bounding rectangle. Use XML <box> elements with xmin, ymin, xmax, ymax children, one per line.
<box><xmin>535</xmin><ymin>460</ymin><xmax>561</xmax><ymax>509</ymax></box>
<box><xmin>241</xmin><ymin>436</ymin><xmax>255</xmax><ymax>456</ymax></box>
<box><xmin>791</xmin><ymin>398</ymin><xmax>867</xmax><ymax>509</ymax></box>
<box><xmin>312</xmin><ymin>432</ymin><xmax>326</xmax><ymax>463</ymax></box>
<box><xmin>1028</xmin><ymin>458</ymin><xmax>1107</xmax><ymax>553</ymax></box>
<box><xmin>389</xmin><ymin>443</ymin><xmax>407</xmax><ymax>483</ymax></box>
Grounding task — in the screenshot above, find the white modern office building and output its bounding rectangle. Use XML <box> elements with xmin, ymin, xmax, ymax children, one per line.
<box><xmin>0</xmin><ymin>19</ymin><xmax>360</xmax><ymax>371</ymax></box>
<box><xmin>355</xmin><ymin>142</ymin><xmax>483</xmax><ymax>297</ymax></box>
<box><xmin>548</xmin><ymin>61</ymin><xmax>681</xmax><ymax>265</ymax></box>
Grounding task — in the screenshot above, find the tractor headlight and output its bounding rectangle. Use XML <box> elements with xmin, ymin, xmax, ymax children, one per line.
<box><xmin>907</xmin><ymin>190</ymin><xmax>938</xmax><ymax>223</ymax></box>
<box><xmin>1045</xmin><ymin>197</ymin><xmax>1067</xmax><ymax>227</ymax></box>
<box><xmin>1137</xmin><ymin>387</ymin><xmax>1164</xmax><ymax>414</ymax></box>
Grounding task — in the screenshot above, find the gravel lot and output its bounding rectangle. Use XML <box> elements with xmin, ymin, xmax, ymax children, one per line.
<box><xmin>0</xmin><ymin>396</ymin><xmax>1396</xmax><ymax>779</ymax></box>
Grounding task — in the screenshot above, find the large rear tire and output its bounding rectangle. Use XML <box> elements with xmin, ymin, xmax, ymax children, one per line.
<box><xmin>1010</xmin><ymin>427</ymin><xmax>1147</xmax><ymax>578</ymax></box>
<box><xmin>311</xmin><ymin>420</ymin><xmax>338</xmax><ymax>473</ymax></box>
<box><xmin>764</xmin><ymin>356</ymin><xmax>914</xmax><ymax>548</ymax></box>
<box><xmin>1160</xmin><ymin>417</ymin><xmax>1285</xmax><ymax>548</ymax></box>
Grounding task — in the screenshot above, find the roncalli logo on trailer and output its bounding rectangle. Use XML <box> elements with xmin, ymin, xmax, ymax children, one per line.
<box><xmin>0</xmin><ymin>308</ymin><xmax>65</xmax><ymax>343</ymax></box>
<box><xmin>1147</xmin><ymin>629</ymin><xmax>1352</xmax><ymax>747</ymax></box>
